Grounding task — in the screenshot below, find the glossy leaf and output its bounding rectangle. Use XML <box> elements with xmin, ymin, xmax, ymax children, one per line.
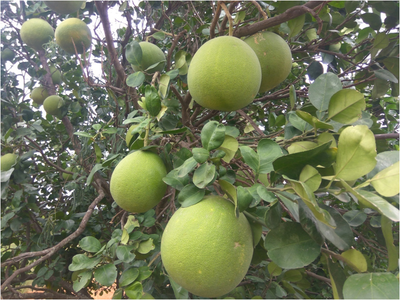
<box><xmin>264</xmin><ymin>222</ymin><xmax>321</xmax><ymax>269</ymax></box>
<box><xmin>163</xmin><ymin>170</ymin><xmax>190</xmax><ymax>191</ymax></box>
<box><xmin>240</xmin><ymin>146</ymin><xmax>259</xmax><ymax>174</ymax></box>
<box><xmin>94</xmin><ymin>264</ymin><xmax>117</xmax><ymax>286</ymax></box>
<box><xmin>328</xmin><ymin>89</ymin><xmax>366</xmax><ymax>124</ymax></box>
<box><xmin>299</xmin><ymin>165</ymin><xmax>321</xmax><ymax>192</ymax></box>
<box><xmin>237</xmin><ymin>186</ymin><xmax>253</xmax><ymax>212</ymax></box>
<box><xmin>176</xmin><ymin>157</ymin><xmax>198</xmax><ymax>177</ymax></box>
<box><xmin>334</xmin><ymin>125</ymin><xmax>377</xmax><ymax>181</ymax></box>
<box><xmin>72</xmin><ymin>270</ymin><xmax>92</xmax><ymax>292</ymax></box>
<box><xmin>177</xmin><ymin>184</ymin><xmax>205</xmax><ymax>208</ymax></box>
<box><xmin>327</xmin><ymin>258</ymin><xmax>346</xmax><ymax>299</ymax></box>
<box><xmin>296</xmin><ymin>110</ymin><xmax>334</xmax><ymax>130</ymax></box>
<box><xmin>159</xmin><ymin>74</ymin><xmax>170</xmax><ymax>98</ymax></box>
<box><xmin>264</xmin><ymin>199</ymin><xmax>282</xmax><ymax>229</ymax></box>
<box><xmin>367</xmin><ymin>150</ymin><xmax>399</xmax><ymax>178</ymax></box>
<box><xmin>137</xmin><ymin>238</ymin><xmax>155</xmax><ymax>254</ymax></box>
<box><xmin>79</xmin><ymin>236</ymin><xmax>102</xmax><ymax>253</ymax></box>
<box><xmin>201</xmin><ymin>121</ymin><xmax>225</xmax><ymax>151</ymax></box>
<box><xmin>308</xmin><ymin>72</ymin><xmax>342</xmax><ymax>112</ymax></box>
<box><xmin>126</xmin><ymin>72</ymin><xmax>145</xmax><ymax>88</ymax></box>
<box><xmin>298</xmin><ymin>200</ymin><xmax>325</xmax><ymax>245</ymax></box>
<box><xmin>218</xmin><ymin>135</ymin><xmax>238</xmax><ymax>163</ymax></box>
<box><xmin>267</xmin><ymin>262</ymin><xmax>282</xmax><ymax>277</ymax></box>
<box><xmin>193</xmin><ymin>162</ymin><xmax>216</xmax><ymax>189</ymax></box>
<box><xmin>125</xmin><ymin>282</ymin><xmax>143</xmax><ymax>299</ymax></box>
<box><xmin>119</xmin><ymin>268</ymin><xmax>139</xmax><ymax>287</ymax></box>
<box><xmin>116</xmin><ymin>245</ymin><xmax>135</xmax><ymax>263</ymax></box>
<box><xmin>381</xmin><ymin>216</ymin><xmax>399</xmax><ymax>271</ymax></box>
<box><xmin>192</xmin><ymin>147</ymin><xmax>209</xmax><ymax>164</ymax></box>
<box><xmin>258</xmin><ymin>139</ymin><xmax>284</xmax><ymax>174</ymax></box>
<box><xmin>288</xmin><ymin>141</ymin><xmax>318</xmax><ymax>154</ymax></box>
<box><xmin>370</xmin><ymin>161</ymin><xmax>399</xmax><ymax>197</ymax></box>
<box><xmin>343</xmin><ymin>210</ymin><xmax>367</xmax><ymax>227</ymax></box>
<box><xmin>169</xmin><ymin>276</ymin><xmax>189</xmax><ymax>299</ymax></box>
<box><xmin>343</xmin><ymin>273</ymin><xmax>399</xmax><ymax>299</ymax></box>
<box><xmin>68</xmin><ymin>254</ymin><xmax>102</xmax><ymax>271</ymax></box>
<box><xmin>125</xmin><ymin>41</ymin><xmax>142</xmax><ymax>65</ymax></box>
<box><xmin>288</xmin><ymin>14</ymin><xmax>305</xmax><ymax>39</ymax></box>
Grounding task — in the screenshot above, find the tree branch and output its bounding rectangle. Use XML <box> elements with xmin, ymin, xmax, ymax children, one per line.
<box><xmin>234</xmin><ymin>1</ymin><xmax>325</xmax><ymax>38</ymax></box>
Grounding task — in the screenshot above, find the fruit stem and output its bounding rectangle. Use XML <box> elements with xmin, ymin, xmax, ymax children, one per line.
<box><xmin>220</xmin><ymin>2</ymin><xmax>233</xmax><ymax>36</ymax></box>
<box><xmin>251</xmin><ymin>0</ymin><xmax>268</xmax><ymax>20</ymax></box>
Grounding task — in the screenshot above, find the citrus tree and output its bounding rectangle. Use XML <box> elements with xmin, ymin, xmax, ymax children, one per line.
<box><xmin>1</xmin><ymin>1</ymin><xmax>399</xmax><ymax>299</ymax></box>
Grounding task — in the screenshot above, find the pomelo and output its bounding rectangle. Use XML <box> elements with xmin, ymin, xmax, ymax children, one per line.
<box><xmin>55</xmin><ymin>18</ymin><xmax>92</xmax><ymax>54</ymax></box>
<box><xmin>20</xmin><ymin>18</ymin><xmax>54</xmax><ymax>51</ymax></box>
<box><xmin>62</xmin><ymin>166</ymin><xmax>79</xmax><ymax>181</ymax></box>
<box><xmin>30</xmin><ymin>87</ymin><xmax>49</xmax><ymax>105</ymax></box>
<box><xmin>244</xmin><ymin>31</ymin><xmax>292</xmax><ymax>93</ymax></box>
<box><xmin>110</xmin><ymin>150</ymin><xmax>167</xmax><ymax>213</ymax></box>
<box><xmin>161</xmin><ymin>195</ymin><xmax>253</xmax><ymax>298</ymax></box>
<box><xmin>187</xmin><ymin>36</ymin><xmax>261</xmax><ymax>111</ymax></box>
<box><xmin>130</xmin><ymin>42</ymin><xmax>166</xmax><ymax>75</ymax></box>
<box><xmin>43</xmin><ymin>95</ymin><xmax>64</xmax><ymax>117</ymax></box>
<box><xmin>49</xmin><ymin>66</ymin><xmax>62</xmax><ymax>84</ymax></box>
<box><xmin>44</xmin><ymin>1</ymin><xmax>85</xmax><ymax>14</ymax></box>
<box><xmin>1</xmin><ymin>153</ymin><xmax>17</xmax><ymax>171</ymax></box>
<box><xmin>1</xmin><ymin>48</ymin><xmax>15</xmax><ymax>61</ymax></box>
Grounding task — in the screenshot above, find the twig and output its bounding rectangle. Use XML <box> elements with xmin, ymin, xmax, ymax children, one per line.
<box><xmin>210</xmin><ymin>2</ymin><xmax>222</xmax><ymax>39</ymax></box>
<box><xmin>237</xmin><ymin>109</ymin><xmax>265</xmax><ymax>136</ymax></box>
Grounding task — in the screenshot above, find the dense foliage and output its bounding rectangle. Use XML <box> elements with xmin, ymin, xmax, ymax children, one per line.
<box><xmin>1</xmin><ymin>1</ymin><xmax>399</xmax><ymax>299</ymax></box>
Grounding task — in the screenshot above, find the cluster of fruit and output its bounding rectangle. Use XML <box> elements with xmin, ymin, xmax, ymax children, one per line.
<box><xmin>21</xmin><ymin>1</ymin><xmax>91</xmax><ymax>118</ymax></box>
<box><xmin>111</xmin><ymin>32</ymin><xmax>293</xmax><ymax>297</ymax></box>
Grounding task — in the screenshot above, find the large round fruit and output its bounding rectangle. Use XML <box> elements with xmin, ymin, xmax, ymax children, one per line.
<box><xmin>44</xmin><ymin>1</ymin><xmax>85</xmax><ymax>14</ymax></box>
<box><xmin>1</xmin><ymin>153</ymin><xmax>17</xmax><ymax>171</ymax></box>
<box><xmin>110</xmin><ymin>150</ymin><xmax>167</xmax><ymax>213</ymax></box>
<box><xmin>55</xmin><ymin>18</ymin><xmax>92</xmax><ymax>54</ymax></box>
<box><xmin>50</xmin><ymin>66</ymin><xmax>62</xmax><ymax>84</ymax></box>
<box><xmin>1</xmin><ymin>48</ymin><xmax>15</xmax><ymax>62</ymax></box>
<box><xmin>130</xmin><ymin>42</ymin><xmax>166</xmax><ymax>75</ymax></box>
<box><xmin>244</xmin><ymin>31</ymin><xmax>292</xmax><ymax>93</ymax></box>
<box><xmin>30</xmin><ymin>87</ymin><xmax>49</xmax><ymax>105</ymax></box>
<box><xmin>161</xmin><ymin>195</ymin><xmax>253</xmax><ymax>298</ymax></box>
<box><xmin>20</xmin><ymin>18</ymin><xmax>54</xmax><ymax>51</ymax></box>
<box><xmin>187</xmin><ymin>36</ymin><xmax>261</xmax><ymax>111</ymax></box>
<box><xmin>43</xmin><ymin>95</ymin><xmax>64</xmax><ymax>117</ymax></box>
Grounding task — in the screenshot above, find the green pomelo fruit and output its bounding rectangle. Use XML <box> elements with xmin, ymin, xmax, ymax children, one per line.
<box><xmin>244</xmin><ymin>31</ymin><xmax>292</xmax><ymax>93</ymax></box>
<box><xmin>30</xmin><ymin>87</ymin><xmax>49</xmax><ymax>105</ymax></box>
<box><xmin>55</xmin><ymin>18</ymin><xmax>92</xmax><ymax>54</ymax></box>
<box><xmin>44</xmin><ymin>1</ymin><xmax>85</xmax><ymax>14</ymax></box>
<box><xmin>1</xmin><ymin>153</ymin><xmax>17</xmax><ymax>171</ymax></box>
<box><xmin>110</xmin><ymin>150</ymin><xmax>167</xmax><ymax>213</ymax></box>
<box><xmin>125</xmin><ymin>124</ymin><xmax>145</xmax><ymax>149</ymax></box>
<box><xmin>131</xmin><ymin>42</ymin><xmax>166</xmax><ymax>75</ymax></box>
<box><xmin>1</xmin><ymin>48</ymin><xmax>15</xmax><ymax>61</ymax></box>
<box><xmin>20</xmin><ymin>18</ymin><xmax>54</xmax><ymax>51</ymax></box>
<box><xmin>161</xmin><ymin>195</ymin><xmax>253</xmax><ymax>298</ymax></box>
<box><xmin>50</xmin><ymin>66</ymin><xmax>62</xmax><ymax>84</ymax></box>
<box><xmin>43</xmin><ymin>95</ymin><xmax>64</xmax><ymax>117</ymax></box>
<box><xmin>187</xmin><ymin>36</ymin><xmax>261</xmax><ymax>111</ymax></box>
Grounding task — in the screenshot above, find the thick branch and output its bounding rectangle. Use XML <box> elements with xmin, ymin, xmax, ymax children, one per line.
<box><xmin>234</xmin><ymin>1</ymin><xmax>325</xmax><ymax>38</ymax></box>
<box><xmin>375</xmin><ymin>133</ymin><xmax>399</xmax><ymax>140</ymax></box>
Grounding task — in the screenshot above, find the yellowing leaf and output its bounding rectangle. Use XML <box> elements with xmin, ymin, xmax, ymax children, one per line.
<box><xmin>218</xmin><ymin>135</ymin><xmax>238</xmax><ymax>163</ymax></box>
<box><xmin>340</xmin><ymin>249</ymin><xmax>367</xmax><ymax>272</ymax></box>
<box><xmin>371</xmin><ymin>161</ymin><xmax>399</xmax><ymax>197</ymax></box>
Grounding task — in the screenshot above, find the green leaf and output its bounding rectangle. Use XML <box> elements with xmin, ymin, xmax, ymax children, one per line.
<box><xmin>201</xmin><ymin>121</ymin><xmax>226</xmax><ymax>151</ymax></box>
<box><xmin>193</xmin><ymin>162</ymin><xmax>216</xmax><ymax>189</ymax></box>
<box><xmin>343</xmin><ymin>273</ymin><xmax>399</xmax><ymax>299</ymax></box>
<box><xmin>126</xmin><ymin>41</ymin><xmax>142</xmax><ymax>65</ymax></box>
<box><xmin>192</xmin><ymin>147</ymin><xmax>209</xmax><ymax>164</ymax></box>
<box><xmin>264</xmin><ymin>199</ymin><xmax>282</xmax><ymax>229</ymax></box>
<box><xmin>159</xmin><ymin>74</ymin><xmax>170</xmax><ymax>98</ymax></box>
<box><xmin>152</xmin><ymin>31</ymin><xmax>165</xmax><ymax>40</ymax></box>
<box><xmin>288</xmin><ymin>141</ymin><xmax>318</xmax><ymax>154</ymax></box>
<box><xmin>288</xmin><ymin>111</ymin><xmax>312</xmax><ymax>132</ymax></box>
<box><xmin>334</xmin><ymin>125</ymin><xmax>376</xmax><ymax>181</ymax></box>
<box><xmin>218</xmin><ymin>135</ymin><xmax>238</xmax><ymax>163</ymax></box>
<box><xmin>176</xmin><ymin>157</ymin><xmax>198</xmax><ymax>177</ymax></box>
<box><xmin>308</xmin><ymin>72</ymin><xmax>342</xmax><ymax>112</ymax></box>
<box><xmin>125</xmin><ymin>282</ymin><xmax>143</xmax><ymax>299</ymax></box>
<box><xmin>74</xmin><ymin>131</ymin><xmax>93</xmax><ymax>138</ymax></box>
<box><xmin>175</xmin><ymin>50</ymin><xmax>187</xmax><ymax>69</ymax></box>
<box><xmin>328</xmin><ymin>89</ymin><xmax>366</xmax><ymax>124</ymax></box>
<box><xmin>126</xmin><ymin>72</ymin><xmax>145</xmax><ymax>88</ymax></box>
<box><xmin>381</xmin><ymin>216</ymin><xmax>399</xmax><ymax>271</ymax></box>
<box><xmin>145</xmin><ymin>85</ymin><xmax>161</xmax><ymax>117</ymax></box>
<box><xmin>273</xmin><ymin>141</ymin><xmax>332</xmax><ymax>179</ymax></box>
<box><xmin>163</xmin><ymin>170</ymin><xmax>190</xmax><ymax>191</ymax></box>
<box><xmin>237</xmin><ymin>186</ymin><xmax>253</xmax><ymax>212</ymax></box>
<box><xmin>258</xmin><ymin>139</ymin><xmax>284</xmax><ymax>174</ymax></box>
<box><xmin>79</xmin><ymin>236</ymin><xmax>102</xmax><ymax>253</ymax></box>
<box><xmin>288</xmin><ymin>14</ymin><xmax>305</xmax><ymax>39</ymax></box>
<box><xmin>340</xmin><ymin>249</ymin><xmax>367</xmax><ymax>272</ymax></box>
<box><xmin>264</xmin><ymin>222</ymin><xmax>321</xmax><ymax>269</ymax></box>
<box><xmin>240</xmin><ymin>146</ymin><xmax>260</xmax><ymax>174</ymax></box>
<box><xmin>177</xmin><ymin>184</ymin><xmax>205</xmax><ymax>208</ymax></box>
<box><xmin>360</xmin><ymin>13</ymin><xmax>382</xmax><ymax>30</ymax></box>
<box><xmin>367</xmin><ymin>150</ymin><xmax>399</xmax><ymax>179</ymax></box>
<box><xmin>267</xmin><ymin>262</ymin><xmax>282</xmax><ymax>277</ymax></box>
<box><xmin>327</xmin><ymin>259</ymin><xmax>346</xmax><ymax>299</ymax></box>
<box><xmin>72</xmin><ymin>270</ymin><xmax>92</xmax><ymax>292</ymax></box>
<box><xmin>340</xmin><ymin>181</ymin><xmax>400</xmax><ymax>222</ymax></box>
<box><xmin>299</xmin><ymin>165</ymin><xmax>321</xmax><ymax>192</ymax></box>
<box><xmin>317</xmin><ymin>204</ymin><xmax>354</xmax><ymax>251</ymax></box>
<box><xmin>289</xmin><ymin>85</ymin><xmax>296</xmax><ymax>110</ymax></box>
<box><xmin>169</xmin><ymin>276</ymin><xmax>189</xmax><ymax>299</ymax></box>
<box><xmin>119</xmin><ymin>267</ymin><xmax>139</xmax><ymax>287</ymax></box>
<box><xmin>296</xmin><ymin>110</ymin><xmax>334</xmax><ymax>130</ymax></box>
<box><xmin>68</xmin><ymin>254</ymin><xmax>102</xmax><ymax>272</ymax></box>
<box><xmin>137</xmin><ymin>238</ymin><xmax>155</xmax><ymax>254</ymax></box>
<box><xmin>86</xmin><ymin>163</ymin><xmax>103</xmax><ymax>185</ymax></box>
<box><xmin>94</xmin><ymin>263</ymin><xmax>117</xmax><ymax>286</ymax></box>
<box><xmin>343</xmin><ymin>210</ymin><xmax>367</xmax><ymax>227</ymax></box>
<box><xmin>298</xmin><ymin>200</ymin><xmax>325</xmax><ymax>245</ymax></box>
<box><xmin>371</xmin><ymin>161</ymin><xmax>399</xmax><ymax>197</ymax></box>
<box><xmin>374</xmin><ymin>69</ymin><xmax>398</xmax><ymax>83</ymax></box>
<box><xmin>219</xmin><ymin>179</ymin><xmax>237</xmax><ymax>205</ymax></box>
<box><xmin>116</xmin><ymin>245</ymin><xmax>135</xmax><ymax>263</ymax></box>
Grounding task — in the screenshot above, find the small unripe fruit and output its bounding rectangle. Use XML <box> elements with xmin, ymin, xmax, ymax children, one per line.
<box><xmin>43</xmin><ymin>95</ymin><xmax>65</xmax><ymax>117</ymax></box>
